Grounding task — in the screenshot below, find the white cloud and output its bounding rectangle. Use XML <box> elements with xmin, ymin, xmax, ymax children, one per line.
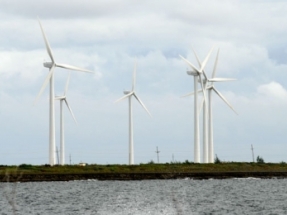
<box><xmin>1</xmin><ymin>1</ymin><xmax>287</xmax><ymax>164</ymax></box>
<box><xmin>257</xmin><ymin>81</ymin><xmax>287</xmax><ymax>100</ymax></box>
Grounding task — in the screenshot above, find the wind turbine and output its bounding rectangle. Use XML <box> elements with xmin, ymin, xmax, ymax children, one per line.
<box><xmin>115</xmin><ymin>62</ymin><xmax>151</xmax><ymax>165</ymax></box>
<box><xmin>179</xmin><ymin>46</ymin><xmax>214</xmax><ymax>163</ymax></box>
<box><xmin>35</xmin><ymin>18</ymin><xmax>93</xmax><ymax>166</ymax></box>
<box><xmin>206</xmin><ymin>50</ymin><xmax>237</xmax><ymax>163</ymax></box>
<box><xmin>55</xmin><ymin>72</ymin><xmax>77</xmax><ymax>165</ymax></box>
<box><xmin>183</xmin><ymin>49</ymin><xmax>237</xmax><ymax>163</ymax></box>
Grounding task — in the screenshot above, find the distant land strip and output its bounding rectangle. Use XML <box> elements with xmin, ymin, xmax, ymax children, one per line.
<box><xmin>2</xmin><ymin>171</ymin><xmax>287</xmax><ymax>182</ymax></box>
<box><xmin>1</xmin><ymin>162</ymin><xmax>287</xmax><ymax>182</ymax></box>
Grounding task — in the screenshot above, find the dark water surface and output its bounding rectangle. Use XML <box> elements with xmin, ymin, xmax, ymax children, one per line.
<box><xmin>1</xmin><ymin>178</ymin><xmax>287</xmax><ymax>214</ymax></box>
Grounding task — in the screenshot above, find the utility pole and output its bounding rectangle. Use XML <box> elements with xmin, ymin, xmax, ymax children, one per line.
<box><xmin>155</xmin><ymin>146</ymin><xmax>160</xmax><ymax>163</ymax></box>
<box><xmin>69</xmin><ymin>154</ymin><xmax>72</xmax><ymax>165</ymax></box>
<box><xmin>251</xmin><ymin>144</ymin><xmax>254</xmax><ymax>162</ymax></box>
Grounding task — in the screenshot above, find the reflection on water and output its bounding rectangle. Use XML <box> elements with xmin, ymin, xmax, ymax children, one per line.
<box><xmin>1</xmin><ymin>178</ymin><xmax>287</xmax><ymax>214</ymax></box>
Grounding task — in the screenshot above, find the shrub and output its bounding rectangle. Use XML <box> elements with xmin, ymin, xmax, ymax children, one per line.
<box><xmin>18</xmin><ymin>164</ymin><xmax>33</xmax><ymax>169</ymax></box>
<box><xmin>147</xmin><ymin>160</ymin><xmax>155</xmax><ymax>164</ymax></box>
<box><xmin>256</xmin><ymin>156</ymin><xmax>264</xmax><ymax>163</ymax></box>
<box><xmin>171</xmin><ymin>161</ymin><xmax>181</xmax><ymax>165</ymax></box>
<box><xmin>184</xmin><ymin>160</ymin><xmax>190</xmax><ymax>164</ymax></box>
<box><xmin>214</xmin><ymin>154</ymin><xmax>221</xmax><ymax>164</ymax></box>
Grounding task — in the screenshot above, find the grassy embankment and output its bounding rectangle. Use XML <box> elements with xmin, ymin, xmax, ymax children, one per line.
<box><xmin>1</xmin><ymin>162</ymin><xmax>287</xmax><ymax>174</ymax></box>
<box><xmin>1</xmin><ymin>162</ymin><xmax>287</xmax><ymax>181</ymax></box>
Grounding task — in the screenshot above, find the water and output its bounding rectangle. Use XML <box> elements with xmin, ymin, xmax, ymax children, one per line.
<box><xmin>1</xmin><ymin>178</ymin><xmax>287</xmax><ymax>214</ymax></box>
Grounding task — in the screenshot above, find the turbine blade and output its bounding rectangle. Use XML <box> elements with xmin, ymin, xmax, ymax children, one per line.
<box><xmin>56</xmin><ymin>63</ymin><xmax>93</xmax><ymax>73</ymax></box>
<box><xmin>64</xmin><ymin>99</ymin><xmax>77</xmax><ymax>124</ymax></box>
<box><xmin>202</xmin><ymin>70</ymin><xmax>208</xmax><ymax>81</ymax></box>
<box><xmin>38</xmin><ymin>18</ymin><xmax>54</xmax><ymax>63</ymax></box>
<box><xmin>199</xmin><ymin>46</ymin><xmax>215</xmax><ymax>74</ymax></box>
<box><xmin>133</xmin><ymin>93</ymin><xmax>152</xmax><ymax>117</ymax></box>
<box><xmin>34</xmin><ymin>65</ymin><xmax>55</xmax><ymax>104</ymax></box>
<box><xmin>199</xmin><ymin>75</ymin><xmax>207</xmax><ymax>103</ymax></box>
<box><xmin>199</xmin><ymin>96</ymin><xmax>205</xmax><ymax>114</ymax></box>
<box><xmin>212</xmin><ymin>49</ymin><xmax>220</xmax><ymax>78</ymax></box>
<box><xmin>208</xmin><ymin>78</ymin><xmax>236</xmax><ymax>82</ymax></box>
<box><xmin>179</xmin><ymin>55</ymin><xmax>199</xmax><ymax>73</ymax></box>
<box><xmin>181</xmin><ymin>91</ymin><xmax>195</xmax><ymax>98</ymax></box>
<box><xmin>181</xmin><ymin>89</ymin><xmax>204</xmax><ymax>98</ymax></box>
<box><xmin>205</xmin><ymin>85</ymin><xmax>213</xmax><ymax>90</ymax></box>
<box><xmin>192</xmin><ymin>47</ymin><xmax>201</xmax><ymax>67</ymax></box>
<box><xmin>192</xmin><ymin>48</ymin><xmax>208</xmax><ymax>80</ymax></box>
<box><xmin>64</xmin><ymin>72</ymin><xmax>71</xmax><ymax>96</ymax></box>
<box><xmin>212</xmin><ymin>87</ymin><xmax>238</xmax><ymax>115</ymax></box>
<box><xmin>132</xmin><ymin>61</ymin><xmax>137</xmax><ymax>91</ymax></box>
<box><xmin>114</xmin><ymin>92</ymin><xmax>133</xmax><ymax>103</ymax></box>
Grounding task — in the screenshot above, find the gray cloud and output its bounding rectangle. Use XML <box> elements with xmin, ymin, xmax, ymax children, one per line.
<box><xmin>1</xmin><ymin>0</ymin><xmax>287</xmax><ymax>164</ymax></box>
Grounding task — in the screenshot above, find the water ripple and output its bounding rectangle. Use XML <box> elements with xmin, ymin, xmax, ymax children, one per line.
<box><xmin>0</xmin><ymin>179</ymin><xmax>287</xmax><ymax>214</ymax></box>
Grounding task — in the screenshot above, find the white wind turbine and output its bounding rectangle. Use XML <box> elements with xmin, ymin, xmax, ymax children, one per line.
<box><xmin>35</xmin><ymin>18</ymin><xmax>93</xmax><ymax>166</ymax></box>
<box><xmin>183</xmin><ymin>49</ymin><xmax>237</xmax><ymax>163</ymax></box>
<box><xmin>115</xmin><ymin>62</ymin><xmax>151</xmax><ymax>165</ymax></box>
<box><xmin>55</xmin><ymin>72</ymin><xmax>77</xmax><ymax>165</ymax></box>
<box><xmin>179</xmin><ymin>47</ymin><xmax>214</xmax><ymax>163</ymax></box>
<box><xmin>206</xmin><ymin>50</ymin><xmax>237</xmax><ymax>163</ymax></box>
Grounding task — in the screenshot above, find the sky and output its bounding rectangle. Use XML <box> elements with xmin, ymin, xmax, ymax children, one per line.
<box><xmin>1</xmin><ymin>0</ymin><xmax>287</xmax><ymax>165</ymax></box>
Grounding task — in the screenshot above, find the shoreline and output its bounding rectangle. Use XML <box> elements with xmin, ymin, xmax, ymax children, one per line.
<box><xmin>2</xmin><ymin>171</ymin><xmax>287</xmax><ymax>182</ymax></box>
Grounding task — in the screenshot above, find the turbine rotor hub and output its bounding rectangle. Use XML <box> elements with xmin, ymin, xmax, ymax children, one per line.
<box><xmin>198</xmin><ymin>79</ymin><xmax>208</xmax><ymax>84</ymax></box>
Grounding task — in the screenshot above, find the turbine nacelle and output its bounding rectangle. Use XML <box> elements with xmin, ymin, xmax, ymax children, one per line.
<box><xmin>55</xmin><ymin>95</ymin><xmax>66</xmax><ymax>100</ymax></box>
<box><xmin>124</xmin><ymin>90</ymin><xmax>132</xmax><ymax>95</ymax></box>
<box><xmin>186</xmin><ymin>70</ymin><xmax>198</xmax><ymax>76</ymax></box>
<box><xmin>43</xmin><ymin>62</ymin><xmax>53</xmax><ymax>68</ymax></box>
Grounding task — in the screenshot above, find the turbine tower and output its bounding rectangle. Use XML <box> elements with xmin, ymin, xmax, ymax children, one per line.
<box><xmin>35</xmin><ymin>19</ymin><xmax>93</xmax><ymax>166</ymax></box>
<box><xmin>205</xmin><ymin>49</ymin><xmax>237</xmax><ymax>163</ymax></box>
<box><xmin>179</xmin><ymin>47</ymin><xmax>214</xmax><ymax>163</ymax></box>
<box><xmin>191</xmin><ymin>49</ymin><xmax>212</xmax><ymax>163</ymax></box>
<box><xmin>183</xmin><ymin>49</ymin><xmax>237</xmax><ymax>163</ymax></box>
<box><xmin>115</xmin><ymin>62</ymin><xmax>151</xmax><ymax>165</ymax></box>
<box><xmin>55</xmin><ymin>73</ymin><xmax>77</xmax><ymax>165</ymax></box>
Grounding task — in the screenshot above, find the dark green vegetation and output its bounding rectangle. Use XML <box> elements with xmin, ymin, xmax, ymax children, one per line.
<box><xmin>214</xmin><ymin>155</ymin><xmax>221</xmax><ymax>164</ymax></box>
<box><xmin>257</xmin><ymin>156</ymin><xmax>265</xmax><ymax>163</ymax></box>
<box><xmin>1</xmin><ymin>162</ymin><xmax>287</xmax><ymax>181</ymax></box>
<box><xmin>1</xmin><ymin>162</ymin><xmax>286</xmax><ymax>173</ymax></box>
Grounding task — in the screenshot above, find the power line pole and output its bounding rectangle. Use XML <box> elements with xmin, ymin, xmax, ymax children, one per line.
<box><xmin>251</xmin><ymin>144</ymin><xmax>254</xmax><ymax>162</ymax></box>
<box><xmin>155</xmin><ymin>146</ymin><xmax>160</xmax><ymax>163</ymax></box>
<box><xmin>69</xmin><ymin>154</ymin><xmax>72</xmax><ymax>165</ymax></box>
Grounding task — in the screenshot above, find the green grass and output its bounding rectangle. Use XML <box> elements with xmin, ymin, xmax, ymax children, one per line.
<box><xmin>1</xmin><ymin>162</ymin><xmax>287</xmax><ymax>176</ymax></box>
